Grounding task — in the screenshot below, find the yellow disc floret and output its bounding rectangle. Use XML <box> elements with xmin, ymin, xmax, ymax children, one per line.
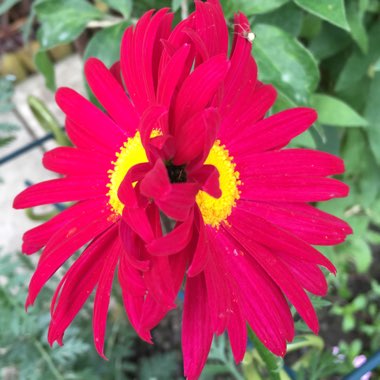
<box><xmin>107</xmin><ymin>132</ymin><xmax>150</xmax><ymax>215</ymax></box>
<box><xmin>196</xmin><ymin>140</ymin><xmax>241</xmax><ymax>228</ymax></box>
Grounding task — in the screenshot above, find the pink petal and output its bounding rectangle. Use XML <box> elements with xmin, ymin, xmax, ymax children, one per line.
<box><xmin>228</xmin><ymin>107</ymin><xmax>317</xmax><ymax>154</ymax></box>
<box><xmin>182</xmin><ymin>273</ymin><xmax>213</xmax><ymax>380</ymax></box>
<box><xmin>43</xmin><ymin>146</ymin><xmax>110</xmax><ymax>176</ymax></box>
<box><xmin>229</xmin><ymin>207</ymin><xmax>336</xmax><ymax>272</ymax></box>
<box><xmin>194</xmin><ymin>0</ymin><xmax>228</xmax><ymax>57</ymax></box>
<box><xmin>174</xmin><ymin>108</ymin><xmax>220</xmax><ymax>165</ymax></box>
<box><xmin>241</xmin><ymin>176</ymin><xmax>349</xmax><ymax>203</ymax></box>
<box><xmin>93</xmin><ymin>230</ymin><xmax>121</xmax><ymax>358</ymax></box>
<box><xmin>156</xmin><ymin>43</ymin><xmax>192</xmax><ymax>107</ymax></box>
<box><xmin>187</xmin><ymin>207</ymin><xmax>210</xmax><ymax>277</ymax></box>
<box><xmin>226</xmin><ymin>214</ymin><xmax>320</xmax><ymax>334</ymax></box>
<box><xmin>48</xmin><ymin>225</ymin><xmax>119</xmax><ymax>346</ymax></box>
<box><xmin>13</xmin><ymin>177</ymin><xmax>107</xmax><ymax>209</ymax></box>
<box><xmin>85</xmin><ymin>57</ymin><xmax>138</xmax><ymax>135</ymax></box>
<box><xmin>22</xmin><ymin>199</ymin><xmax>102</xmax><ymax>254</ymax></box>
<box><xmin>26</xmin><ymin>202</ymin><xmax>113</xmax><ymax>308</ymax></box>
<box><xmin>174</xmin><ymin>54</ymin><xmax>229</xmax><ymax>128</ymax></box>
<box><xmin>237</xmin><ymin>149</ymin><xmax>345</xmax><ymax>176</ymax></box>
<box><xmin>240</xmin><ymin>200</ymin><xmax>352</xmax><ymax>245</ymax></box>
<box><xmin>56</xmin><ymin>87</ymin><xmax>127</xmax><ymax>150</ymax></box>
<box><xmin>146</xmin><ymin>212</ymin><xmax>194</xmax><ymax>255</ymax></box>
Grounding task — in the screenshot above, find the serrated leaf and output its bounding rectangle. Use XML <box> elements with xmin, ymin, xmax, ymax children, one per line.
<box><xmin>102</xmin><ymin>0</ymin><xmax>132</xmax><ymax>18</ymax></box>
<box><xmin>35</xmin><ymin>0</ymin><xmax>103</xmax><ymax>49</ymax></box>
<box><xmin>293</xmin><ymin>0</ymin><xmax>349</xmax><ymax>30</ymax></box>
<box><xmin>252</xmin><ymin>24</ymin><xmax>319</xmax><ymax>104</ymax></box>
<box><xmin>310</xmin><ymin>94</ymin><xmax>368</xmax><ymax>127</ymax></box>
<box><xmin>365</xmin><ymin>73</ymin><xmax>380</xmax><ymax>164</ymax></box>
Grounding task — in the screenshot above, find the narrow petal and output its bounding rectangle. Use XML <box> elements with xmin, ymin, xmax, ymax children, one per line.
<box><xmin>182</xmin><ymin>274</ymin><xmax>213</xmax><ymax>380</ymax></box>
<box><xmin>237</xmin><ymin>149</ymin><xmax>345</xmax><ymax>177</ymax></box>
<box><xmin>56</xmin><ymin>87</ymin><xmax>127</xmax><ymax>150</ymax></box>
<box><xmin>85</xmin><ymin>57</ymin><xmax>139</xmax><ymax>135</ymax></box>
<box><xmin>22</xmin><ymin>199</ymin><xmax>104</xmax><ymax>254</ymax></box>
<box><xmin>241</xmin><ymin>176</ymin><xmax>349</xmax><ymax>203</ymax></box>
<box><xmin>174</xmin><ymin>54</ymin><xmax>230</xmax><ymax>128</ymax></box>
<box><xmin>225</xmin><ymin>218</ymin><xmax>320</xmax><ymax>333</ymax></box>
<box><xmin>240</xmin><ymin>201</ymin><xmax>352</xmax><ymax>245</ymax></box>
<box><xmin>26</xmin><ymin>204</ymin><xmax>113</xmax><ymax>308</ymax></box>
<box><xmin>48</xmin><ymin>226</ymin><xmax>118</xmax><ymax>346</ymax></box>
<box><xmin>146</xmin><ymin>213</ymin><xmax>194</xmax><ymax>255</ymax></box>
<box><xmin>228</xmin><ymin>108</ymin><xmax>317</xmax><ymax>154</ymax></box>
<box><xmin>43</xmin><ymin>146</ymin><xmax>110</xmax><ymax>176</ymax></box>
<box><xmin>229</xmin><ymin>207</ymin><xmax>336</xmax><ymax>272</ymax></box>
<box><xmin>93</xmin><ymin>230</ymin><xmax>120</xmax><ymax>358</ymax></box>
<box><xmin>13</xmin><ymin>177</ymin><xmax>107</xmax><ymax>209</ymax></box>
<box><xmin>173</xmin><ymin>108</ymin><xmax>220</xmax><ymax>165</ymax></box>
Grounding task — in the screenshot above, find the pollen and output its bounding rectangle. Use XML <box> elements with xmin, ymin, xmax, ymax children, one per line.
<box><xmin>196</xmin><ymin>141</ymin><xmax>241</xmax><ymax>228</ymax></box>
<box><xmin>107</xmin><ymin>131</ymin><xmax>153</xmax><ymax>215</ymax></box>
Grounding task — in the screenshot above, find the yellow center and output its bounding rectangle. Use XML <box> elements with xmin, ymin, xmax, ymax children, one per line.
<box><xmin>107</xmin><ymin>132</ymin><xmax>150</xmax><ymax>215</ymax></box>
<box><xmin>107</xmin><ymin>134</ymin><xmax>241</xmax><ymax>227</ymax></box>
<box><xmin>196</xmin><ymin>141</ymin><xmax>241</xmax><ymax>227</ymax></box>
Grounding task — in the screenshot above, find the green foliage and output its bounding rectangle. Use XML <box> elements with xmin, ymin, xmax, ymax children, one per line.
<box><xmin>293</xmin><ymin>0</ymin><xmax>349</xmax><ymax>30</ymax></box>
<box><xmin>0</xmin><ymin>77</ymin><xmax>18</xmax><ymax>148</ymax></box>
<box><xmin>252</xmin><ymin>24</ymin><xmax>319</xmax><ymax>104</ymax></box>
<box><xmin>35</xmin><ymin>0</ymin><xmax>103</xmax><ymax>50</ymax></box>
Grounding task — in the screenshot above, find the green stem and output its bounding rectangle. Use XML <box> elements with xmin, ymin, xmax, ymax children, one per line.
<box><xmin>33</xmin><ymin>340</ymin><xmax>65</xmax><ymax>380</ymax></box>
<box><xmin>27</xmin><ymin>95</ymin><xmax>71</xmax><ymax>146</ymax></box>
<box><xmin>248</xmin><ymin>328</ymin><xmax>281</xmax><ymax>380</ymax></box>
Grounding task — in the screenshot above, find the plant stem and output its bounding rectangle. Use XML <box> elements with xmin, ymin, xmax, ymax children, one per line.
<box><xmin>181</xmin><ymin>0</ymin><xmax>189</xmax><ymax>19</ymax></box>
<box><xmin>33</xmin><ymin>340</ymin><xmax>65</xmax><ymax>380</ymax></box>
<box><xmin>248</xmin><ymin>328</ymin><xmax>281</xmax><ymax>380</ymax></box>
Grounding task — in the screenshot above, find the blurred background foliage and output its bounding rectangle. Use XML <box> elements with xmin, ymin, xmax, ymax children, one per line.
<box><xmin>1</xmin><ymin>0</ymin><xmax>380</xmax><ymax>379</ymax></box>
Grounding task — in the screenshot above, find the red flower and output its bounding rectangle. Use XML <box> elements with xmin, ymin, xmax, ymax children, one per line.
<box><xmin>14</xmin><ymin>1</ymin><xmax>352</xmax><ymax>379</ymax></box>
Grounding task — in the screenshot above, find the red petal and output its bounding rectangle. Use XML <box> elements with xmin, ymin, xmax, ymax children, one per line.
<box><xmin>13</xmin><ymin>177</ymin><xmax>107</xmax><ymax>209</ymax></box>
<box><xmin>85</xmin><ymin>58</ymin><xmax>138</xmax><ymax>135</ymax></box>
<box><xmin>48</xmin><ymin>226</ymin><xmax>118</xmax><ymax>346</ymax></box>
<box><xmin>56</xmin><ymin>87</ymin><xmax>127</xmax><ymax>150</ymax></box>
<box><xmin>182</xmin><ymin>274</ymin><xmax>213</xmax><ymax>380</ymax></box>
<box><xmin>93</xmin><ymin>230</ymin><xmax>120</xmax><ymax>358</ymax></box>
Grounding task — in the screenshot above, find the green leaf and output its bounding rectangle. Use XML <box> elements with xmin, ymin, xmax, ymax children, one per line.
<box><xmin>309</xmin><ymin>23</ymin><xmax>351</xmax><ymax>61</ymax></box>
<box><xmin>221</xmin><ymin>0</ymin><xmax>289</xmax><ymax>17</ymax></box>
<box><xmin>335</xmin><ymin>21</ymin><xmax>380</xmax><ymax>91</ymax></box>
<box><xmin>83</xmin><ymin>21</ymin><xmax>129</xmax><ymax>66</ymax></box>
<box><xmin>346</xmin><ymin>0</ymin><xmax>369</xmax><ymax>53</ymax></box>
<box><xmin>252</xmin><ymin>24</ymin><xmax>319</xmax><ymax>104</ymax></box>
<box><xmin>310</xmin><ymin>94</ymin><xmax>368</xmax><ymax>127</ymax></box>
<box><xmin>365</xmin><ymin>73</ymin><xmax>380</xmax><ymax>164</ymax></box>
<box><xmin>84</xmin><ymin>21</ymin><xmax>129</xmax><ymax>104</ymax></box>
<box><xmin>349</xmin><ymin>237</ymin><xmax>372</xmax><ymax>273</ymax></box>
<box><xmin>254</xmin><ymin>3</ymin><xmax>303</xmax><ymax>37</ymax></box>
<box><xmin>34</xmin><ymin>50</ymin><xmax>56</xmax><ymax>92</ymax></box>
<box><xmin>102</xmin><ymin>0</ymin><xmax>133</xmax><ymax>18</ymax></box>
<box><xmin>35</xmin><ymin>0</ymin><xmax>103</xmax><ymax>49</ymax></box>
<box><xmin>293</xmin><ymin>0</ymin><xmax>349</xmax><ymax>30</ymax></box>
<box><xmin>0</xmin><ymin>0</ymin><xmax>21</xmax><ymax>15</ymax></box>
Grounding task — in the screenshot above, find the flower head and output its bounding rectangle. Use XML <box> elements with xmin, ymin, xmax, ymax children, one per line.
<box><xmin>14</xmin><ymin>1</ymin><xmax>352</xmax><ymax>379</ymax></box>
